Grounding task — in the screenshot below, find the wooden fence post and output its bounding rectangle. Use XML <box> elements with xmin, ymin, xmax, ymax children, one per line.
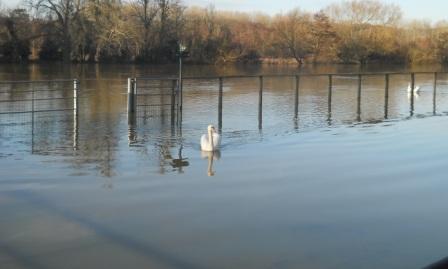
<box><xmin>258</xmin><ymin>76</ymin><xmax>263</xmax><ymax>129</ymax></box>
<box><xmin>384</xmin><ymin>74</ymin><xmax>389</xmax><ymax>119</ymax></box>
<box><xmin>294</xmin><ymin>75</ymin><xmax>300</xmax><ymax>119</ymax></box>
<box><xmin>218</xmin><ymin>77</ymin><xmax>223</xmax><ymax>132</ymax></box>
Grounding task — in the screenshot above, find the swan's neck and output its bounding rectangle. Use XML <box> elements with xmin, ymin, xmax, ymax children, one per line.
<box><xmin>209</xmin><ymin>129</ymin><xmax>214</xmax><ymax>150</ymax></box>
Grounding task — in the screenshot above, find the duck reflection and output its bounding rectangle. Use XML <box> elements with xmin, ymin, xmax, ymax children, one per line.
<box><xmin>170</xmin><ymin>145</ymin><xmax>189</xmax><ymax>173</ymax></box>
<box><xmin>201</xmin><ymin>150</ymin><xmax>221</xmax><ymax>176</ymax></box>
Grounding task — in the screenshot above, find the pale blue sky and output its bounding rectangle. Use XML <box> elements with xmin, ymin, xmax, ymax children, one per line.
<box><xmin>2</xmin><ymin>0</ymin><xmax>448</xmax><ymax>22</ymax></box>
<box><xmin>187</xmin><ymin>0</ymin><xmax>448</xmax><ymax>22</ymax></box>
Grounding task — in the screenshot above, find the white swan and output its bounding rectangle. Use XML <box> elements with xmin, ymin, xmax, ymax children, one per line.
<box><xmin>200</xmin><ymin>125</ymin><xmax>221</xmax><ymax>151</ymax></box>
<box><xmin>407</xmin><ymin>83</ymin><xmax>421</xmax><ymax>94</ymax></box>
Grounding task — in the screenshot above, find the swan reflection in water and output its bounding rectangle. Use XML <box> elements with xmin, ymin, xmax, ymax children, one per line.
<box><xmin>201</xmin><ymin>150</ymin><xmax>221</xmax><ymax>176</ymax></box>
<box><xmin>407</xmin><ymin>83</ymin><xmax>421</xmax><ymax>100</ymax></box>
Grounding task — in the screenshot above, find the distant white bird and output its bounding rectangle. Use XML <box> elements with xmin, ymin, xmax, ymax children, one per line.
<box><xmin>200</xmin><ymin>125</ymin><xmax>221</xmax><ymax>152</ymax></box>
<box><xmin>407</xmin><ymin>83</ymin><xmax>421</xmax><ymax>94</ymax></box>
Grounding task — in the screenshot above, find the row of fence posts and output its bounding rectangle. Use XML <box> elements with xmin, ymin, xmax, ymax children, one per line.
<box><xmin>1</xmin><ymin>72</ymin><xmax>443</xmax><ymax>153</ymax></box>
<box><xmin>35</xmin><ymin>73</ymin><xmax>442</xmax><ymax>149</ymax></box>
<box><xmin>213</xmin><ymin>72</ymin><xmax>440</xmax><ymax>131</ymax></box>
<box><xmin>123</xmin><ymin>72</ymin><xmax>441</xmax><ymax>132</ymax></box>
<box><xmin>33</xmin><ymin>73</ymin><xmax>441</xmax><ymax>153</ymax></box>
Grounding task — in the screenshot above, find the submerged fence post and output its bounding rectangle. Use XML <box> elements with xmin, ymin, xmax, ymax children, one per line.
<box><xmin>218</xmin><ymin>77</ymin><xmax>223</xmax><ymax>132</ymax></box>
<box><xmin>127</xmin><ymin>78</ymin><xmax>136</xmax><ymax>114</ymax></box>
<box><xmin>258</xmin><ymin>76</ymin><xmax>263</xmax><ymax>130</ymax></box>
<box><xmin>127</xmin><ymin>78</ymin><xmax>137</xmax><ymax>141</ymax></box>
<box><xmin>31</xmin><ymin>84</ymin><xmax>35</xmax><ymax>113</ymax></box>
<box><xmin>179</xmin><ymin>56</ymin><xmax>183</xmax><ymax>114</ymax></box>
<box><xmin>127</xmin><ymin>78</ymin><xmax>132</xmax><ymax>113</ymax></box>
<box><xmin>433</xmin><ymin>72</ymin><xmax>437</xmax><ymax>115</ymax></box>
<box><xmin>384</xmin><ymin>73</ymin><xmax>389</xmax><ymax>119</ymax></box>
<box><xmin>328</xmin><ymin>74</ymin><xmax>333</xmax><ymax>114</ymax></box>
<box><xmin>127</xmin><ymin>78</ymin><xmax>137</xmax><ymax>128</ymax></box>
<box><xmin>410</xmin><ymin>73</ymin><xmax>415</xmax><ymax>116</ymax></box>
<box><xmin>73</xmin><ymin>79</ymin><xmax>79</xmax><ymax>115</ymax></box>
<box><xmin>73</xmin><ymin>79</ymin><xmax>79</xmax><ymax>150</ymax></box>
<box><xmin>294</xmin><ymin>75</ymin><xmax>300</xmax><ymax>119</ymax></box>
<box><xmin>31</xmin><ymin>84</ymin><xmax>35</xmax><ymax>153</ymax></box>
<box><xmin>178</xmin><ymin>78</ymin><xmax>183</xmax><ymax>126</ymax></box>
<box><xmin>171</xmin><ymin>79</ymin><xmax>176</xmax><ymax>125</ymax></box>
<box><xmin>133</xmin><ymin>78</ymin><xmax>137</xmax><ymax>103</ymax></box>
<box><xmin>357</xmin><ymin>74</ymin><xmax>362</xmax><ymax>121</ymax></box>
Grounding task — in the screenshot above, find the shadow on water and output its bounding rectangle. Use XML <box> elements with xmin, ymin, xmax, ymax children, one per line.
<box><xmin>0</xmin><ymin>243</ymin><xmax>48</xmax><ymax>269</ymax></box>
<box><xmin>0</xmin><ymin>190</ymin><xmax>206</xmax><ymax>269</ymax></box>
<box><xmin>424</xmin><ymin>257</ymin><xmax>448</xmax><ymax>269</ymax></box>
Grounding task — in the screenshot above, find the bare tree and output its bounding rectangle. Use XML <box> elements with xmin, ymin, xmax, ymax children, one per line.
<box><xmin>157</xmin><ymin>0</ymin><xmax>169</xmax><ymax>46</ymax></box>
<box><xmin>324</xmin><ymin>0</ymin><xmax>403</xmax><ymax>63</ymax></box>
<box><xmin>273</xmin><ymin>9</ymin><xmax>313</xmax><ymax>65</ymax></box>
<box><xmin>311</xmin><ymin>10</ymin><xmax>337</xmax><ymax>62</ymax></box>
<box><xmin>131</xmin><ymin>0</ymin><xmax>158</xmax><ymax>60</ymax></box>
<box><xmin>0</xmin><ymin>0</ymin><xmax>441</xmax><ymax>65</ymax></box>
<box><xmin>0</xmin><ymin>9</ymin><xmax>31</xmax><ymax>61</ymax></box>
<box><xmin>325</xmin><ymin>0</ymin><xmax>402</xmax><ymax>26</ymax></box>
<box><xmin>29</xmin><ymin>0</ymin><xmax>84</xmax><ymax>62</ymax></box>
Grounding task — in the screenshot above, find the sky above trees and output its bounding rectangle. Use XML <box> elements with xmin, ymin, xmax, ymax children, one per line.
<box><xmin>1</xmin><ymin>0</ymin><xmax>448</xmax><ymax>22</ymax></box>
<box><xmin>175</xmin><ymin>0</ymin><xmax>447</xmax><ymax>22</ymax></box>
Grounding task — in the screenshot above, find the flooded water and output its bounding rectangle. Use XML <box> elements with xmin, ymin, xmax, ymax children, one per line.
<box><xmin>1</xmin><ymin>63</ymin><xmax>448</xmax><ymax>269</ymax></box>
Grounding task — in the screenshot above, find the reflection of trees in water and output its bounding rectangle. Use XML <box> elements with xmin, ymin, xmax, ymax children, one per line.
<box><xmin>0</xmin><ymin>80</ymin><xmax>120</xmax><ymax>183</ymax></box>
<box><xmin>70</xmin><ymin>113</ymin><xmax>120</xmax><ymax>178</ymax></box>
<box><xmin>12</xmin><ymin>78</ymin><xmax>122</xmax><ymax>179</ymax></box>
<box><xmin>156</xmin><ymin>140</ymin><xmax>189</xmax><ymax>175</ymax></box>
<box><xmin>67</xmin><ymin>74</ymin><xmax>125</xmax><ymax>179</ymax></box>
<box><xmin>26</xmin><ymin>111</ymin><xmax>120</xmax><ymax>180</ymax></box>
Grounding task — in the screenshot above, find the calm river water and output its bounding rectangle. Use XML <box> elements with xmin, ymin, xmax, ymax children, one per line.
<box><xmin>1</xmin><ymin>63</ymin><xmax>448</xmax><ymax>269</ymax></box>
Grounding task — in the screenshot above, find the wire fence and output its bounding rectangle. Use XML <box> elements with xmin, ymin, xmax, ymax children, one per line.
<box><xmin>1</xmin><ymin>72</ymin><xmax>448</xmax><ymax>152</ymax></box>
<box><xmin>128</xmin><ymin>78</ymin><xmax>179</xmax><ymax>127</ymax></box>
<box><xmin>0</xmin><ymin>80</ymin><xmax>78</xmax><ymax>114</ymax></box>
<box><xmin>0</xmin><ymin>80</ymin><xmax>79</xmax><ymax>154</ymax></box>
<box><xmin>130</xmin><ymin>72</ymin><xmax>448</xmax><ymax>135</ymax></box>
